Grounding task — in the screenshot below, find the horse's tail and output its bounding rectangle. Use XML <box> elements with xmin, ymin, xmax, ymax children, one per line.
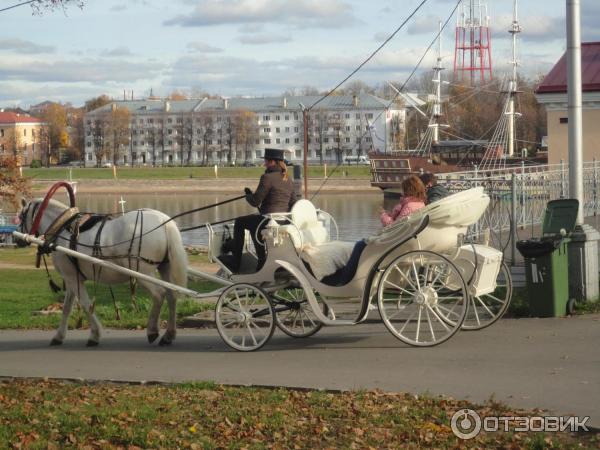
<box><xmin>162</xmin><ymin>221</ymin><xmax>188</xmax><ymax>289</ymax></box>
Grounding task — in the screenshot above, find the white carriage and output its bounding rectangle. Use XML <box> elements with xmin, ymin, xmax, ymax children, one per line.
<box><xmin>203</xmin><ymin>186</ymin><xmax>512</xmax><ymax>351</ymax></box>
<box><xmin>14</xmin><ymin>185</ymin><xmax>512</xmax><ymax>352</ymax></box>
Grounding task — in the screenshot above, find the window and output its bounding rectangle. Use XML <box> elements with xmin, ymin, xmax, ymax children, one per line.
<box><xmin>275</xmin><ymin>115</ymin><xmax>280</xmax><ymax>121</ymax></box>
<box><xmin>168</xmin><ymin>140</ymin><xmax>172</xmax><ymax>145</ymax></box>
<box><xmin>168</xmin><ymin>129</ymin><xmax>173</xmax><ymax>135</ymax></box>
<box><xmin>346</xmin><ymin>126</ymin><xmax>350</xmax><ymax>131</ymax></box>
<box><xmin>345</xmin><ymin>113</ymin><xmax>350</xmax><ymax>119</ymax></box>
<box><xmin>263</xmin><ymin>115</ymin><xmax>270</xmax><ymax>121</ymax></box>
<box><xmin>86</xmin><ymin>141</ymin><xmax>91</xmax><ymax>147</ymax></box>
<box><xmin>366</xmin><ymin>113</ymin><xmax>373</xmax><ymax>119</ymax></box>
<box><xmin>294</xmin><ymin>138</ymin><xmax>299</xmax><ymax>144</ymax></box>
<box><xmin>263</xmin><ymin>127</ymin><xmax>271</xmax><ymax>133</ymax></box>
<box><xmin>133</xmin><ymin>130</ymin><xmax>137</xmax><ymax>135</ymax></box>
<box><xmin>176</xmin><ymin>118</ymin><xmax>183</xmax><ymax>124</ymax></box>
<box><xmin>365</xmin><ymin>126</ymin><xmax>370</xmax><ymax>131</ymax></box>
<box><xmin>285</xmin><ymin>138</ymin><xmax>290</xmax><ymax>144</ymax></box>
<box><xmin>148</xmin><ymin>118</ymin><xmax>154</xmax><ymax>124</ymax></box>
<box><xmin>335</xmin><ymin>138</ymin><xmax>340</xmax><ymax>143</ymax></box>
<box><xmin>275</xmin><ymin>127</ymin><xmax>280</xmax><ymax>133</ymax></box>
<box><xmin>294</xmin><ymin>113</ymin><xmax>299</xmax><ymax>120</ymax></box>
<box><xmin>324</xmin><ymin>137</ymin><xmax>329</xmax><ymax>143</ymax></box>
<box><xmin>294</xmin><ymin>127</ymin><xmax>299</xmax><ymax>133</ymax></box>
<box><xmin>356</xmin><ymin>113</ymin><xmax>360</xmax><ymax>119</ymax></box>
<box><xmin>356</xmin><ymin>138</ymin><xmax>361</xmax><ymax>143</ymax></box>
<box><xmin>560</xmin><ymin>117</ymin><xmax>568</xmax><ymax>124</ymax></box>
<box><xmin>167</xmin><ymin>118</ymin><xmax>173</xmax><ymax>124</ymax></box>
<box><xmin>285</xmin><ymin>127</ymin><xmax>290</xmax><ymax>132</ymax></box>
<box><xmin>284</xmin><ymin>115</ymin><xmax>289</xmax><ymax>121</ymax></box>
<box><xmin>295</xmin><ymin>150</ymin><xmax>302</xmax><ymax>158</ymax></box>
<box><xmin>23</xmin><ymin>129</ymin><xmax>27</xmax><ymax>137</ymax></box>
<box><xmin>345</xmin><ymin>137</ymin><xmax>350</xmax><ymax>143</ymax></box>
<box><xmin>133</xmin><ymin>141</ymin><xmax>137</xmax><ymax>146</ymax></box>
<box><xmin>264</xmin><ymin>138</ymin><xmax>271</xmax><ymax>144</ymax></box>
<box><xmin>140</xmin><ymin>141</ymin><xmax>145</xmax><ymax>146</ymax></box>
<box><xmin>366</xmin><ymin>137</ymin><xmax>372</xmax><ymax>142</ymax></box>
<box><xmin>276</xmin><ymin>138</ymin><xmax>280</xmax><ymax>144</ymax></box>
<box><xmin>355</xmin><ymin>125</ymin><xmax>360</xmax><ymax>131</ymax></box>
<box><xmin>197</xmin><ymin>140</ymin><xmax>202</xmax><ymax>145</ymax></box>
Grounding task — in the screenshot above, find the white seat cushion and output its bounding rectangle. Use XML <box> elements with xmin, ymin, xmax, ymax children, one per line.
<box><xmin>280</xmin><ymin>199</ymin><xmax>329</xmax><ymax>249</ymax></box>
<box><xmin>301</xmin><ymin>241</ymin><xmax>355</xmax><ymax>280</ymax></box>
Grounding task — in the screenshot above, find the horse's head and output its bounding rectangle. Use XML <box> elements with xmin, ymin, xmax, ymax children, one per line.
<box><xmin>15</xmin><ymin>198</ymin><xmax>39</xmax><ymax>247</ymax></box>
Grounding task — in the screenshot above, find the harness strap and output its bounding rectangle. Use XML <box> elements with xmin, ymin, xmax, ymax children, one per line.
<box><xmin>92</xmin><ymin>215</ymin><xmax>111</xmax><ymax>258</ymax></box>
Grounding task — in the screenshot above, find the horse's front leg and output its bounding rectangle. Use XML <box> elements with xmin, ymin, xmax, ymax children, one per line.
<box><xmin>76</xmin><ymin>281</ymin><xmax>103</xmax><ymax>346</ymax></box>
<box><xmin>51</xmin><ymin>290</ymin><xmax>75</xmax><ymax>346</ymax></box>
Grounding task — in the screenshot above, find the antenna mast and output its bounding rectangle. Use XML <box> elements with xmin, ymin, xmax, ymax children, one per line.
<box><xmin>453</xmin><ymin>0</ymin><xmax>493</xmax><ymax>84</ymax></box>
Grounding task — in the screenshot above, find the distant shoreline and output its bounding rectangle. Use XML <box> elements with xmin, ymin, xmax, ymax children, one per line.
<box><xmin>31</xmin><ymin>178</ymin><xmax>381</xmax><ymax>195</ymax></box>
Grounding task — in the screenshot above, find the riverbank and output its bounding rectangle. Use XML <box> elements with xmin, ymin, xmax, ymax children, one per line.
<box><xmin>31</xmin><ymin>177</ymin><xmax>380</xmax><ymax>195</ymax></box>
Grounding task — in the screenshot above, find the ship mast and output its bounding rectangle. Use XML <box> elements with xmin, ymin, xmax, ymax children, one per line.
<box><xmin>432</xmin><ymin>20</ymin><xmax>444</xmax><ymax>145</ymax></box>
<box><xmin>507</xmin><ymin>0</ymin><xmax>521</xmax><ymax>156</ymax></box>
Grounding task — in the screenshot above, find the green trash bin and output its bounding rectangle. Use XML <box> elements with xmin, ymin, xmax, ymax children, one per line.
<box><xmin>516</xmin><ymin>199</ymin><xmax>579</xmax><ymax>317</ymax></box>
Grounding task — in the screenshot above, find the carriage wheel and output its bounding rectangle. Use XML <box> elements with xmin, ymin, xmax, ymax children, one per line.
<box><xmin>215</xmin><ymin>283</ymin><xmax>275</xmax><ymax>351</ymax></box>
<box><xmin>462</xmin><ymin>262</ymin><xmax>512</xmax><ymax>330</ymax></box>
<box><xmin>271</xmin><ymin>285</ymin><xmax>329</xmax><ymax>338</ymax></box>
<box><xmin>377</xmin><ymin>250</ymin><xmax>468</xmax><ymax>347</ymax></box>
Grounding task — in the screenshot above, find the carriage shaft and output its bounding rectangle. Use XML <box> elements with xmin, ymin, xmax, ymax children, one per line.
<box><xmin>13</xmin><ymin>231</ymin><xmax>230</xmax><ymax>299</ymax></box>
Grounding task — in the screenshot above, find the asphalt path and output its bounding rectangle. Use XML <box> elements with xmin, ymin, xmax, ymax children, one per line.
<box><xmin>0</xmin><ymin>315</ymin><xmax>598</xmax><ymax>427</ymax></box>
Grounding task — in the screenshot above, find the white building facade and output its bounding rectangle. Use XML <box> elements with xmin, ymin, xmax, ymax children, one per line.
<box><xmin>84</xmin><ymin>94</ymin><xmax>405</xmax><ymax>166</ymax></box>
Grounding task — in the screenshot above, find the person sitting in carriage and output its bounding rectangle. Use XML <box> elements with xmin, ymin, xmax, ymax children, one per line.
<box><xmin>222</xmin><ymin>148</ymin><xmax>297</xmax><ymax>272</ymax></box>
<box><xmin>379</xmin><ymin>175</ymin><xmax>426</xmax><ymax>226</ymax></box>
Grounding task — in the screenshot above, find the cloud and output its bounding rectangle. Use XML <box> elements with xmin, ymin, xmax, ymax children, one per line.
<box><xmin>186</xmin><ymin>41</ymin><xmax>223</xmax><ymax>53</ymax></box>
<box><xmin>238</xmin><ymin>23</ymin><xmax>264</xmax><ymax>34</ymax></box>
<box><xmin>581</xmin><ymin>3</ymin><xmax>600</xmax><ymax>41</ymax></box>
<box><xmin>0</xmin><ymin>38</ymin><xmax>55</xmax><ymax>54</ymax></box>
<box><xmin>110</xmin><ymin>4</ymin><xmax>127</xmax><ymax>12</ymax></box>
<box><xmin>406</xmin><ymin>14</ymin><xmax>441</xmax><ymax>35</ymax></box>
<box><xmin>492</xmin><ymin>14</ymin><xmax>564</xmax><ymax>43</ymax></box>
<box><xmin>238</xmin><ymin>34</ymin><xmax>292</xmax><ymax>45</ymax></box>
<box><xmin>373</xmin><ymin>32</ymin><xmax>388</xmax><ymax>42</ymax></box>
<box><xmin>100</xmin><ymin>46</ymin><xmax>133</xmax><ymax>57</ymax></box>
<box><xmin>164</xmin><ymin>0</ymin><xmax>358</xmax><ymax>29</ymax></box>
<box><xmin>0</xmin><ymin>58</ymin><xmax>164</xmax><ymax>83</ymax></box>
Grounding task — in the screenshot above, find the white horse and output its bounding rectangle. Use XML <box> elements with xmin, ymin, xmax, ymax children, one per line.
<box><xmin>17</xmin><ymin>197</ymin><xmax>188</xmax><ymax>347</ymax></box>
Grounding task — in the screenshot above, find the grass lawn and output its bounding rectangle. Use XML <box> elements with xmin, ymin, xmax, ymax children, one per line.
<box><xmin>24</xmin><ymin>165</ymin><xmax>371</xmax><ymax>181</ymax></box>
<box><xmin>0</xmin><ymin>257</ymin><xmax>218</xmax><ymax>329</ymax></box>
<box><xmin>0</xmin><ymin>379</ymin><xmax>595</xmax><ymax>449</ymax></box>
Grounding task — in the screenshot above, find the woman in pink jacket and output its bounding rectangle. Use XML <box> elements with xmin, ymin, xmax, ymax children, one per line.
<box><xmin>380</xmin><ymin>175</ymin><xmax>426</xmax><ymax>226</ymax></box>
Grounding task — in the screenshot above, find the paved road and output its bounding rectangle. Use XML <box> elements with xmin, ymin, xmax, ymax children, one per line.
<box><xmin>1</xmin><ymin>315</ymin><xmax>598</xmax><ymax>427</ymax></box>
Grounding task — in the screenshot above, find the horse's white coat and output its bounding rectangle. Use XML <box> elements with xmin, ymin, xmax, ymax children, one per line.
<box><xmin>18</xmin><ymin>198</ymin><xmax>188</xmax><ymax>346</ymax></box>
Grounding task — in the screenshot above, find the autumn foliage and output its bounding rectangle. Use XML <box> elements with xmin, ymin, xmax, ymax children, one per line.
<box><xmin>0</xmin><ymin>156</ymin><xmax>30</xmax><ymax>208</ymax></box>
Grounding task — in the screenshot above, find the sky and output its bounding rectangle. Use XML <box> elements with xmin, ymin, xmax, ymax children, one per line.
<box><xmin>0</xmin><ymin>0</ymin><xmax>598</xmax><ymax>108</ymax></box>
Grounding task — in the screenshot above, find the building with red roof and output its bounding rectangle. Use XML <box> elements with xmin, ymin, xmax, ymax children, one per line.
<box><xmin>535</xmin><ymin>42</ymin><xmax>600</xmax><ymax>164</ymax></box>
<box><xmin>0</xmin><ymin>110</ymin><xmax>45</xmax><ymax>165</ymax></box>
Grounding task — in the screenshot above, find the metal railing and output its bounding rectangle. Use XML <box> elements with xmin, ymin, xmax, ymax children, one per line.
<box><xmin>437</xmin><ymin>160</ymin><xmax>600</xmax><ymax>265</ymax></box>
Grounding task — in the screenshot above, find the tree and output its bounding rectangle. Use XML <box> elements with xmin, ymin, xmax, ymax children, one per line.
<box><xmin>169</xmin><ymin>91</ymin><xmax>188</xmax><ymax>100</ymax></box>
<box><xmin>91</xmin><ymin>114</ymin><xmax>107</xmax><ymax>167</ymax></box>
<box><xmin>197</xmin><ymin>112</ymin><xmax>214</xmax><ymax>165</ymax></box>
<box><xmin>232</xmin><ymin>110</ymin><xmax>258</xmax><ymax>162</ymax></box>
<box><xmin>105</xmin><ymin>106</ymin><xmax>131</xmax><ymax>165</ymax></box>
<box><xmin>0</xmin><ymin>156</ymin><xmax>30</xmax><ymax>208</ymax></box>
<box><xmin>41</xmin><ymin>103</ymin><xmax>67</xmax><ymax>167</ymax></box>
<box><xmin>68</xmin><ymin>108</ymin><xmax>86</xmax><ymax>164</ymax></box>
<box><xmin>84</xmin><ymin>95</ymin><xmax>111</xmax><ymax>112</ymax></box>
<box><xmin>31</xmin><ymin>0</ymin><xmax>84</xmax><ymax>14</ymax></box>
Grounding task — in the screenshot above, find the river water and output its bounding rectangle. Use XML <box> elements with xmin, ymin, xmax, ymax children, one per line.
<box><xmin>75</xmin><ymin>193</ymin><xmax>395</xmax><ymax>246</ymax></box>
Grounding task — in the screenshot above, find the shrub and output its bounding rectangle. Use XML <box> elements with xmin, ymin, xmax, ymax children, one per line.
<box><xmin>30</xmin><ymin>160</ymin><xmax>42</xmax><ymax>168</ymax></box>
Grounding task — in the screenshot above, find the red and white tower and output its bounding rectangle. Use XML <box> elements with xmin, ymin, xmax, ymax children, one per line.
<box><xmin>453</xmin><ymin>0</ymin><xmax>493</xmax><ymax>84</ymax></box>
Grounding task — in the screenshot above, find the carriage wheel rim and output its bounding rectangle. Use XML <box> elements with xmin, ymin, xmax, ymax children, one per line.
<box><xmin>377</xmin><ymin>250</ymin><xmax>468</xmax><ymax>347</ymax></box>
<box><xmin>216</xmin><ymin>283</ymin><xmax>275</xmax><ymax>351</ymax></box>
<box><xmin>272</xmin><ymin>287</ymin><xmax>325</xmax><ymax>338</ymax></box>
<box><xmin>462</xmin><ymin>262</ymin><xmax>513</xmax><ymax>330</ymax></box>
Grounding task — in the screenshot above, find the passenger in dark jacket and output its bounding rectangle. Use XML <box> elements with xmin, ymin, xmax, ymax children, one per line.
<box><xmin>224</xmin><ymin>148</ymin><xmax>296</xmax><ymax>272</ymax></box>
<box><xmin>419</xmin><ymin>172</ymin><xmax>450</xmax><ymax>204</ymax></box>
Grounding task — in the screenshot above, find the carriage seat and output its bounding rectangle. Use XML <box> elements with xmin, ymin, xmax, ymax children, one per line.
<box><xmin>277</xmin><ymin>200</ymin><xmax>354</xmax><ymax>279</ymax></box>
<box><xmin>279</xmin><ymin>199</ymin><xmax>328</xmax><ymax>249</ymax></box>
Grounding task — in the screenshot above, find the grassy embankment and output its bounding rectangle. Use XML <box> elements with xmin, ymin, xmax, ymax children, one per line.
<box><xmin>0</xmin><ymin>247</ymin><xmax>216</xmax><ymax>330</ymax></box>
<box><xmin>0</xmin><ymin>379</ymin><xmax>596</xmax><ymax>449</ymax></box>
<box><xmin>24</xmin><ymin>165</ymin><xmax>371</xmax><ymax>181</ymax></box>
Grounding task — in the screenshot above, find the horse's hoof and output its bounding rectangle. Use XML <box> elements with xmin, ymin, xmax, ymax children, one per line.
<box><xmin>158</xmin><ymin>337</ymin><xmax>172</xmax><ymax>346</ymax></box>
<box><xmin>50</xmin><ymin>338</ymin><xmax>63</xmax><ymax>346</ymax></box>
<box><xmin>147</xmin><ymin>332</ymin><xmax>159</xmax><ymax>343</ymax></box>
<box><xmin>86</xmin><ymin>340</ymin><xmax>99</xmax><ymax>347</ymax></box>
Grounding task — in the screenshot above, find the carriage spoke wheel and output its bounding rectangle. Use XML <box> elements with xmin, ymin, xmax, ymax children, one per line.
<box><xmin>271</xmin><ymin>285</ymin><xmax>329</xmax><ymax>338</ymax></box>
<box><xmin>462</xmin><ymin>262</ymin><xmax>512</xmax><ymax>330</ymax></box>
<box><xmin>377</xmin><ymin>250</ymin><xmax>468</xmax><ymax>347</ymax></box>
<box><xmin>215</xmin><ymin>283</ymin><xmax>275</xmax><ymax>351</ymax></box>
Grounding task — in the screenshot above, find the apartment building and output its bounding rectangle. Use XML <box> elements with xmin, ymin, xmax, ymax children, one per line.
<box><xmin>84</xmin><ymin>94</ymin><xmax>405</xmax><ymax>166</ymax></box>
<box><xmin>0</xmin><ymin>111</ymin><xmax>45</xmax><ymax>165</ymax></box>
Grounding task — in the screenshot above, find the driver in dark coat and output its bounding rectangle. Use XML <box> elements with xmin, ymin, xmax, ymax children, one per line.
<box><xmin>223</xmin><ymin>148</ymin><xmax>296</xmax><ymax>272</ymax></box>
